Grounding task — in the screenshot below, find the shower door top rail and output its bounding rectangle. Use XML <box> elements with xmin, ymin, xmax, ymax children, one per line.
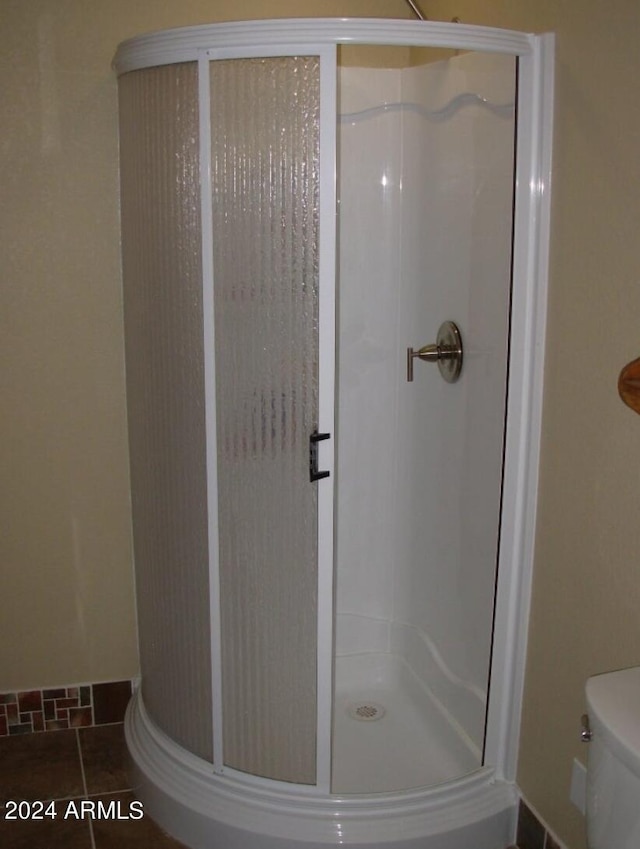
<box><xmin>113</xmin><ymin>18</ymin><xmax>537</xmax><ymax>75</ymax></box>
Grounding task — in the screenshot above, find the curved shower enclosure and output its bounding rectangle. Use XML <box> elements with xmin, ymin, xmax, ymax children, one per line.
<box><xmin>114</xmin><ymin>18</ymin><xmax>553</xmax><ymax>849</ymax></box>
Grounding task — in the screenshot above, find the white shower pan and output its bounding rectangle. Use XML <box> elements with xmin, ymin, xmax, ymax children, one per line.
<box><xmin>127</xmin><ymin>686</ymin><xmax>515</xmax><ymax>849</ymax></box>
<box><xmin>332</xmin><ymin>652</ymin><xmax>479</xmax><ymax>794</ymax></box>
<box><xmin>114</xmin><ymin>17</ymin><xmax>554</xmax><ymax>849</ymax></box>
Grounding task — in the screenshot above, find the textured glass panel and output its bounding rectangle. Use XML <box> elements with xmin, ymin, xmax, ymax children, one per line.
<box><xmin>118</xmin><ymin>64</ymin><xmax>213</xmax><ymax>762</ymax></box>
<box><xmin>210</xmin><ymin>56</ymin><xmax>320</xmax><ymax>784</ymax></box>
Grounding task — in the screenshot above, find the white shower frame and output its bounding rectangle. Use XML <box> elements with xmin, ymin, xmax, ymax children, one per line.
<box><xmin>115</xmin><ymin>17</ymin><xmax>554</xmax><ymax>848</ymax></box>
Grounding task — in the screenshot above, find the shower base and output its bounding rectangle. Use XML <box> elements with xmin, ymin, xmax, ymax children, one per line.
<box><xmin>126</xmin><ymin>688</ymin><xmax>516</xmax><ymax>849</ymax></box>
<box><xmin>332</xmin><ymin>652</ymin><xmax>479</xmax><ymax>794</ymax></box>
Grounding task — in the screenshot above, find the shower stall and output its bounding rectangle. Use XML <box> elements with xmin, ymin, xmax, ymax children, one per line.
<box><xmin>114</xmin><ymin>18</ymin><xmax>553</xmax><ymax>849</ymax></box>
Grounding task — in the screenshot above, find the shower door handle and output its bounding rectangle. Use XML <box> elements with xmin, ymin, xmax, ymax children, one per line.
<box><xmin>309</xmin><ymin>431</ymin><xmax>331</xmax><ymax>482</ymax></box>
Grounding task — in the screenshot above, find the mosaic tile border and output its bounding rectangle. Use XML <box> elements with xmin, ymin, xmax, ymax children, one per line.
<box><xmin>0</xmin><ymin>680</ymin><xmax>132</xmax><ymax>736</ymax></box>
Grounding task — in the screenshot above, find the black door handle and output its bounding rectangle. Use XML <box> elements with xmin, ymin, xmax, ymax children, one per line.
<box><xmin>309</xmin><ymin>431</ymin><xmax>330</xmax><ymax>482</ymax></box>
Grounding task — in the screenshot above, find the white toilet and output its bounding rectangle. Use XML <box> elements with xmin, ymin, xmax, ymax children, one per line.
<box><xmin>585</xmin><ymin>666</ymin><xmax>640</xmax><ymax>849</ymax></box>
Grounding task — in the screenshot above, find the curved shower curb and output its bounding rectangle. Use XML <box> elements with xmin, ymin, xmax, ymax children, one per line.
<box><xmin>126</xmin><ymin>691</ymin><xmax>517</xmax><ymax>849</ymax></box>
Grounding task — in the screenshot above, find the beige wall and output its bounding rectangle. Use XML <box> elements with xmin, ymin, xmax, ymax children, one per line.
<box><xmin>0</xmin><ymin>0</ymin><xmax>411</xmax><ymax>693</ymax></box>
<box><xmin>3</xmin><ymin>0</ymin><xmax>640</xmax><ymax>846</ymax></box>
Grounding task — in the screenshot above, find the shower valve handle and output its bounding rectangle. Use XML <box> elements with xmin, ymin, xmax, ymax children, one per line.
<box><xmin>407</xmin><ymin>344</ymin><xmax>439</xmax><ymax>382</ymax></box>
<box><xmin>407</xmin><ymin>321</ymin><xmax>463</xmax><ymax>384</ymax></box>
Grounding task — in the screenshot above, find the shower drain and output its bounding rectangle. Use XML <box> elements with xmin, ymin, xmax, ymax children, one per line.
<box><xmin>348</xmin><ymin>702</ymin><xmax>386</xmax><ymax>721</ymax></box>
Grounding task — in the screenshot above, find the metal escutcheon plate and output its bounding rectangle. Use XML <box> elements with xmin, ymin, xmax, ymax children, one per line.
<box><xmin>436</xmin><ymin>321</ymin><xmax>463</xmax><ymax>383</ymax></box>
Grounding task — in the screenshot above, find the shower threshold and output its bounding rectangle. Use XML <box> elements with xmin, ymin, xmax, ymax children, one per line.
<box><xmin>332</xmin><ymin>652</ymin><xmax>480</xmax><ymax>794</ymax></box>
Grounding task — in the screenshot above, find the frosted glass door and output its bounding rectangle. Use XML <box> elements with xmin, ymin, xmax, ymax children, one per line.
<box><xmin>119</xmin><ymin>62</ymin><xmax>213</xmax><ymax>764</ymax></box>
<box><xmin>210</xmin><ymin>56</ymin><xmax>321</xmax><ymax>784</ymax></box>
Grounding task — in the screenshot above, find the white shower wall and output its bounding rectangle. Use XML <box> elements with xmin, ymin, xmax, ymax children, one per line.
<box><xmin>336</xmin><ymin>66</ymin><xmax>402</xmax><ymax>652</ymax></box>
<box><xmin>336</xmin><ymin>52</ymin><xmax>516</xmax><ymax>751</ymax></box>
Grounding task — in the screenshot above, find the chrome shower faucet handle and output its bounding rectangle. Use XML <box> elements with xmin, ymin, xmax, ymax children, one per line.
<box><xmin>407</xmin><ymin>321</ymin><xmax>463</xmax><ymax>383</ymax></box>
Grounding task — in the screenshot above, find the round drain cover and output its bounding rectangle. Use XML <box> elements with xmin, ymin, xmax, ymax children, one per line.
<box><xmin>348</xmin><ymin>702</ymin><xmax>386</xmax><ymax>721</ymax></box>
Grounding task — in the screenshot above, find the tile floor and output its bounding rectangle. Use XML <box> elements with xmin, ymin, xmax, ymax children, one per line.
<box><xmin>0</xmin><ymin>723</ymin><xmax>188</xmax><ymax>848</ymax></box>
<box><xmin>0</xmin><ymin>724</ymin><xmax>533</xmax><ymax>849</ymax></box>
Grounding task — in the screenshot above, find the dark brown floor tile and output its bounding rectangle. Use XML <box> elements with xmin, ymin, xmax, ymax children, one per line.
<box><xmin>91</xmin><ymin>792</ymin><xmax>189</xmax><ymax>848</ymax></box>
<box><xmin>0</xmin><ymin>808</ymin><xmax>92</xmax><ymax>849</ymax></box>
<box><xmin>79</xmin><ymin>724</ymin><xmax>131</xmax><ymax>794</ymax></box>
<box><xmin>0</xmin><ymin>729</ymin><xmax>84</xmax><ymax>802</ymax></box>
<box><xmin>517</xmin><ymin>799</ymin><xmax>546</xmax><ymax>849</ymax></box>
<box><xmin>93</xmin><ymin>681</ymin><xmax>132</xmax><ymax>725</ymax></box>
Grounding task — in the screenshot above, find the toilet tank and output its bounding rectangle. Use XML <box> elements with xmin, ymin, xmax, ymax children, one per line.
<box><xmin>585</xmin><ymin>666</ymin><xmax>640</xmax><ymax>849</ymax></box>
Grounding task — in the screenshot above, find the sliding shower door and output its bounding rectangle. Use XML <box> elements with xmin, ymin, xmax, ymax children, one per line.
<box><xmin>119</xmin><ymin>62</ymin><xmax>214</xmax><ymax>764</ymax></box>
<box><xmin>208</xmin><ymin>51</ymin><xmax>335</xmax><ymax>786</ymax></box>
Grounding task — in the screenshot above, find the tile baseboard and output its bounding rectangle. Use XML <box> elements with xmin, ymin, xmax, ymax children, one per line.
<box><xmin>517</xmin><ymin>798</ymin><xmax>567</xmax><ymax>849</ymax></box>
<box><xmin>0</xmin><ymin>680</ymin><xmax>133</xmax><ymax>736</ymax></box>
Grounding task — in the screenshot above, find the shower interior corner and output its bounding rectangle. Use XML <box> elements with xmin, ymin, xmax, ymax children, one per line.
<box><xmin>331</xmin><ymin>46</ymin><xmax>516</xmax><ymax>795</ymax></box>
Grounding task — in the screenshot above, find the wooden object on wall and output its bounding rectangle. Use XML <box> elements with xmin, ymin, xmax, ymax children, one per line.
<box><xmin>618</xmin><ymin>357</ymin><xmax>640</xmax><ymax>415</ymax></box>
